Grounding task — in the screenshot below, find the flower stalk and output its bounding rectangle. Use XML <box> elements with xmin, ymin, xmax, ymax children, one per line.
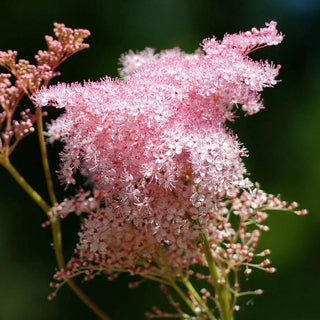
<box><xmin>200</xmin><ymin>232</ymin><xmax>233</xmax><ymax>320</ymax></box>
<box><xmin>0</xmin><ymin>157</ymin><xmax>51</xmax><ymax>213</ymax></box>
<box><xmin>157</xmin><ymin>249</ymin><xmax>207</xmax><ymax>320</ymax></box>
<box><xmin>35</xmin><ymin>106</ymin><xmax>56</xmax><ymax>204</ymax></box>
<box><xmin>181</xmin><ymin>277</ymin><xmax>217</xmax><ymax>320</ymax></box>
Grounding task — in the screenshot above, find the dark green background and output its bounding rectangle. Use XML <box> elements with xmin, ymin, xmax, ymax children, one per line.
<box><xmin>0</xmin><ymin>0</ymin><xmax>319</xmax><ymax>319</ymax></box>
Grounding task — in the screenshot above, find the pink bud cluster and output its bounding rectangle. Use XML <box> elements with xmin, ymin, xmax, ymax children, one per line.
<box><xmin>205</xmin><ymin>186</ymin><xmax>305</xmax><ymax>276</ymax></box>
<box><xmin>0</xmin><ymin>23</ymin><xmax>90</xmax><ymax>157</ymax></box>
<box><xmin>48</xmin><ymin>185</ymin><xmax>305</xmax><ymax>302</ymax></box>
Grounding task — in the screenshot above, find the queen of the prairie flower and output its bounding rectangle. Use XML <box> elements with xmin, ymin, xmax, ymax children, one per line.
<box><xmin>35</xmin><ymin>22</ymin><xmax>305</xmax><ymax>318</ymax></box>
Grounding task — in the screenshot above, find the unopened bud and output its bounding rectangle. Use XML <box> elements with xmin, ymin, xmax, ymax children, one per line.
<box><xmin>48</xmin><ymin>292</ymin><xmax>56</xmax><ymax>300</ymax></box>
<box><xmin>160</xmin><ymin>285</ymin><xmax>170</xmax><ymax>296</ymax></box>
<box><xmin>296</xmin><ymin>209</ymin><xmax>307</xmax><ymax>216</ymax></box>
<box><xmin>49</xmin><ymin>282</ymin><xmax>60</xmax><ymax>288</ymax></box>
<box><xmin>200</xmin><ymin>288</ymin><xmax>210</xmax><ymax>297</ymax></box>
<box><xmin>128</xmin><ymin>282</ymin><xmax>139</xmax><ymax>288</ymax></box>
<box><xmin>254</xmin><ymin>289</ymin><xmax>263</xmax><ymax>295</ymax></box>
<box><xmin>289</xmin><ymin>201</ymin><xmax>298</xmax><ymax>209</ymax></box>
<box><xmin>259</xmin><ymin>225</ymin><xmax>269</xmax><ymax>231</ymax></box>
<box><xmin>244</xmin><ymin>268</ymin><xmax>252</xmax><ymax>275</ymax></box>
<box><xmin>260</xmin><ymin>249</ymin><xmax>270</xmax><ymax>256</ymax></box>
<box><xmin>261</xmin><ymin>259</ymin><xmax>271</xmax><ymax>266</ymax></box>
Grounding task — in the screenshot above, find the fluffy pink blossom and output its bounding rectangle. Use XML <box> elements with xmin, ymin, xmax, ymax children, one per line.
<box><xmin>36</xmin><ymin>22</ymin><xmax>283</xmax><ymax>194</ymax></box>
<box><xmin>34</xmin><ymin>22</ymin><xmax>306</xmax><ymax>310</ymax></box>
<box><xmin>35</xmin><ymin>19</ymin><xmax>283</xmax><ymax>255</ymax></box>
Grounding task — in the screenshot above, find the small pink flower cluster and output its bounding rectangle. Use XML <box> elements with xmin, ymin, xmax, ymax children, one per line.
<box><xmin>35</xmin><ymin>21</ymin><xmax>305</xmax><ymax>315</ymax></box>
<box><xmin>0</xmin><ymin>23</ymin><xmax>90</xmax><ymax>157</ymax></box>
<box><xmin>47</xmin><ymin>186</ymin><xmax>305</xmax><ymax>296</ymax></box>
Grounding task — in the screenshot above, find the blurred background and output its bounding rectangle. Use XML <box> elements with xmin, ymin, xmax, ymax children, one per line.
<box><xmin>0</xmin><ymin>0</ymin><xmax>319</xmax><ymax>319</ymax></box>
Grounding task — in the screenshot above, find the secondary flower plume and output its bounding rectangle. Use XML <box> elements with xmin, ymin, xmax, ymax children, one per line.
<box><xmin>0</xmin><ymin>23</ymin><xmax>90</xmax><ymax>157</ymax></box>
<box><xmin>33</xmin><ymin>21</ymin><xmax>306</xmax><ymax>319</ymax></box>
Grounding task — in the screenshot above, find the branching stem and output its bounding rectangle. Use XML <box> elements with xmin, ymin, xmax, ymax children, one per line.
<box><xmin>182</xmin><ymin>277</ymin><xmax>217</xmax><ymax>320</ymax></box>
<box><xmin>200</xmin><ymin>232</ymin><xmax>233</xmax><ymax>320</ymax></box>
<box><xmin>157</xmin><ymin>249</ymin><xmax>206</xmax><ymax>320</ymax></box>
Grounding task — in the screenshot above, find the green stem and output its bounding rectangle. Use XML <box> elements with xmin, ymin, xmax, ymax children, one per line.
<box><xmin>200</xmin><ymin>232</ymin><xmax>233</xmax><ymax>320</ymax></box>
<box><xmin>157</xmin><ymin>249</ymin><xmax>206</xmax><ymax>320</ymax></box>
<box><xmin>35</xmin><ymin>107</ymin><xmax>57</xmax><ymax>204</ymax></box>
<box><xmin>66</xmin><ymin>279</ymin><xmax>111</xmax><ymax>320</ymax></box>
<box><xmin>0</xmin><ymin>157</ymin><xmax>51</xmax><ymax>213</ymax></box>
<box><xmin>182</xmin><ymin>278</ymin><xmax>217</xmax><ymax>320</ymax></box>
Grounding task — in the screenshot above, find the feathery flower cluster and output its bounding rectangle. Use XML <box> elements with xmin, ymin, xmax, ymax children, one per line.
<box><xmin>35</xmin><ymin>22</ymin><xmax>305</xmax><ymax>318</ymax></box>
<box><xmin>47</xmin><ymin>186</ymin><xmax>305</xmax><ymax>291</ymax></box>
<box><xmin>0</xmin><ymin>23</ymin><xmax>90</xmax><ymax>157</ymax></box>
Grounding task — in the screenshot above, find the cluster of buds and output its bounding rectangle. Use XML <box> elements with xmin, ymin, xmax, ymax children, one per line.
<box><xmin>46</xmin><ymin>183</ymin><xmax>305</xmax><ymax>319</ymax></box>
<box><xmin>0</xmin><ymin>23</ymin><xmax>90</xmax><ymax>158</ymax></box>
